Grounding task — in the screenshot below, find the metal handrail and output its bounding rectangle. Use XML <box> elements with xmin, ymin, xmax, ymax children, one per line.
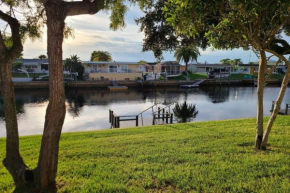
<box><xmin>138</xmin><ymin>103</ymin><xmax>160</xmax><ymax>115</ymax></box>
<box><xmin>152</xmin><ymin>103</ymin><xmax>176</xmax><ymax>114</ymax></box>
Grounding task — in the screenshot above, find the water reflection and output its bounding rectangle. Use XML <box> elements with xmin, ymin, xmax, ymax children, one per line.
<box><xmin>0</xmin><ymin>86</ymin><xmax>289</xmax><ymax>137</ymax></box>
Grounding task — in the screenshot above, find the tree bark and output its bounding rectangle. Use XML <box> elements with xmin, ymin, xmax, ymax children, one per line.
<box><xmin>261</xmin><ymin>63</ymin><xmax>290</xmax><ymax>149</ymax></box>
<box><xmin>35</xmin><ymin>2</ymin><xmax>67</xmax><ymax>190</ymax></box>
<box><xmin>255</xmin><ymin>50</ymin><xmax>266</xmax><ymax>149</ymax></box>
<box><xmin>0</xmin><ymin>58</ymin><xmax>31</xmax><ymax>187</ymax></box>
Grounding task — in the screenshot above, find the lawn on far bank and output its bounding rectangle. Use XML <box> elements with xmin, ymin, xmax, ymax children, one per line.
<box><xmin>168</xmin><ymin>73</ymin><xmax>207</xmax><ymax>80</ymax></box>
<box><xmin>1</xmin><ymin>117</ymin><xmax>290</xmax><ymax>192</ymax></box>
<box><xmin>168</xmin><ymin>73</ymin><xmax>284</xmax><ymax>81</ymax></box>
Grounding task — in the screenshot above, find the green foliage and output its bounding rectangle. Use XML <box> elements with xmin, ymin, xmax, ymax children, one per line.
<box><xmin>38</xmin><ymin>54</ymin><xmax>47</xmax><ymax>59</ymax></box>
<box><xmin>65</xmin><ymin>55</ymin><xmax>85</xmax><ymax>80</ymax></box>
<box><xmin>174</xmin><ymin>46</ymin><xmax>200</xmax><ymax>70</ymax></box>
<box><xmin>12</xmin><ymin>61</ymin><xmax>22</xmax><ymax>71</ymax></box>
<box><xmin>90</xmin><ymin>51</ymin><xmax>113</xmax><ymax>61</ymax></box>
<box><xmin>1</xmin><ymin>117</ymin><xmax>290</xmax><ymax>192</ymax></box>
<box><xmin>136</xmin><ymin>0</ymin><xmax>207</xmax><ymax>60</ymax></box>
<box><xmin>138</xmin><ymin>60</ymin><xmax>147</xmax><ymax>65</ymax></box>
<box><xmin>164</xmin><ymin>0</ymin><xmax>290</xmax><ymax>53</ymax></box>
<box><xmin>173</xmin><ymin>101</ymin><xmax>198</xmax><ymax>123</ymax></box>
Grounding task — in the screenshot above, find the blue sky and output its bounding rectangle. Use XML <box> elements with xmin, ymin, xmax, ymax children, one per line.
<box><xmin>2</xmin><ymin>4</ymin><xmax>260</xmax><ymax>63</ymax></box>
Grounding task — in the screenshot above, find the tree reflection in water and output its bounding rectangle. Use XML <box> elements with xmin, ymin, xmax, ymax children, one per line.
<box><xmin>0</xmin><ymin>98</ymin><xmax>25</xmax><ymax>118</ymax></box>
<box><xmin>66</xmin><ymin>90</ymin><xmax>86</xmax><ymax>118</ymax></box>
<box><xmin>173</xmin><ymin>101</ymin><xmax>198</xmax><ymax>123</ymax></box>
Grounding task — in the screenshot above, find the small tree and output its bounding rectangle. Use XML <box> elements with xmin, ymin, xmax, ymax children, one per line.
<box><xmin>12</xmin><ymin>61</ymin><xmax>23</xmax><ymax>71</ymax></box>
<box><xmin>220</xmin><ymin>58</ymin><xmax>231</xmax><ymax>65</ymax></box>
<box><xmin>173</xmin><ymin>101</ymin><xmax>198</xmax><ymax>123</ymax></box>
<box><xmin>38</xmin><ymin>54</ymin><xmax>47</xmax><ymax>59</ymax></box>
<box><xmin>90</xmin><ymin>50</ymin><xmax>113</xmax><ymax>61</ymax></box>
<box><xmin>164</xmin><ymin>0</ymin><xmax>290</xmax><ymax>149</ymax></box>
<box><xmin>65</xmin><ymin>55</ymin><xmax>85</xmax><ymax>80</ymax></box>
<box><xmin>174</xmin><ymin>46</ymin><xmax>200</xmax><ymax>71</ymax></box>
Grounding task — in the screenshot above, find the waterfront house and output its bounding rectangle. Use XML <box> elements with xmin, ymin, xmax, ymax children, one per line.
<box><xmin>153</xmin><ymin>61</ymin><xmax>182</xmax><ymax>75</ymax></box>
<box><xmin>238</xmin><ymin>60</ymin><xmax>285</xmax><ymax>74</ymax></box>
<box><xmin>189</xmin><ymin>63</ymin><xmax>235</xmax><ymax>74</ymax></box>
<box><xmin>14</xmin><ymin>59</ymin><xmax>49</xmax><ymax>73</ymax></box>
<box><xmin>82</xmin><ymin>61</ymin><xmax>146</xmax><ymax>81</ymax></box>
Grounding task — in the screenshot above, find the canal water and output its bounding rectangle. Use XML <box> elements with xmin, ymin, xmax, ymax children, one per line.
<box><xmin>0</xmin><ymin>86</ymin><xmax>289</xmax><ymax>137</ymax></box>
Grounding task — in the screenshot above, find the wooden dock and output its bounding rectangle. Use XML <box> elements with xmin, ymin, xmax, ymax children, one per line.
<box><xmin>270</xmin><ymin>101</ymin><xmax>290</xmax><ymax>115</ymax></box>
<box><xmin>180</xmin><ymin>79</ymin><xmax>205</xmax><ymax>88</ymax></box>
<box><xmin>108</xmin><ymin>86</ymin><xmax>128</xmax><ymax>91</ymax></box>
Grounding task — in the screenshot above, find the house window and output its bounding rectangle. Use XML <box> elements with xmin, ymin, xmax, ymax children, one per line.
<box><xmin>41</xmin><ymin>64</ymin><xmax>48</xmax><ymax>70</ymax></box>
<box><xmin>109</xmin><ymin>65</ymin><xmax>118</xmax><ymax>73</ymax></box>
<box><xmin>121</xmin><ymin>65</ymin><xmax>128</xmax><ymax>72</ymax></box>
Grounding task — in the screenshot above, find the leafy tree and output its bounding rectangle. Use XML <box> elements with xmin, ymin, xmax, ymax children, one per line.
<box><xmin>174</xmin><ymin>46</ymin><xmax>200</xmax><ymax>71</ymax></box>
<box><xmin>65</xmin><ymin>55</ymin><xmax>85</xmax><ymax>80</ymax></box>
<box><xmin>1</xmin><ymin>0</ymin><xmax>132</xmax><ymax>191</ymax></box>
<box><xmin>38</xmin><ymin>54</ymin><xmax>47</xmax><ymax>59</ymax></box>
<box><xmin>164</xmin><ymin>0</ymin><xmax>290</xmax><ymax>150</ymax></box>
<box><xmin>136</xmin><ymin>0</ymin><xmax>208</xmax><ymax>61</ymax></box>
<box><xmin>0</xmin><ymin>1</ymin><xmax>44</xmax><ymax>189</ymax></box>
<box><xmin>138</xmin><ymin>60</ymin><xmax>147</xmax><ymax>65</ymax></box>
<box><xmin>220</xmin><ymin>58</ymin><xmax>231</xmax><ymax>65</ymax></box>
<box><xmin>12</xmin><ymin>61</ymin><xmax>23</xmax><ymax>71</ymax></box>
<box><xmin>90</xmin><ymin>50</ymin><xmax>113</xmax><ymax>61</ymax></box>
<box><xmin>173</xmin><ymin>101</ymin><xmax>198</xmax><ymax>123</ymax></box>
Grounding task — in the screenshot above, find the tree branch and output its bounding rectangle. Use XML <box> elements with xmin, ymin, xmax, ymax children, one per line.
<box><xmin>265</xmin><ymin>59</ymin><xmax>281</xmax><ymax>81</ymax></box>
<box><xmin>265</xmin><ymin>48</ymin><xmax>290</xmax><ymax>68</ymax></box>
<box><xmin>0</xmin><ymin>10</ymin><xmax>22</xmax><ymax>56</ymax></box>
<box><xmin>66</xmin><ymin>0</ymin><xmax>102</xmax><ymax>16</ymax></box>
<box><xmin>0</xmin><ymin>31</ymin><xmax>6</xmax><ymax>51</ymax></box>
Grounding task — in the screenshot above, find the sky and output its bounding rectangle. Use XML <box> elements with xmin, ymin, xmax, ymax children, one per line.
<box><xmin>1</xmin><ymin>4</ymin><xmax>261</xmax><ymax>64</ymax></box>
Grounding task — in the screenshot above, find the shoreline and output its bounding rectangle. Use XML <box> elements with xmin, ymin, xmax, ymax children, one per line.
<box><xmin>12</xmin><ymin>79</ymin><xmax>283</xmax><ymax>89</ymax></box>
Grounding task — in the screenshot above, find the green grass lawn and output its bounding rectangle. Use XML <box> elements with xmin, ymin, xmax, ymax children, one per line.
<box><xmin>1</xmin><ymin>117</ymin><xmax>290</xmax><ymax>192</ymax></box>
<box><xmin>169</xmin><ymin>73</ymin><xmax>207</xmax><ymax>80</ymax></box>
<box><xmin>12</xmin><ymin>73</ymin><xmax>47</xmax><ymax>78</ymax></box>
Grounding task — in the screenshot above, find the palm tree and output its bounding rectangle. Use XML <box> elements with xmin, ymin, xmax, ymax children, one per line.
<box><xmin>220</xmin><ymin>58</ymin><xmax>231</xmax><ymax>64</ymax></box>
<box><xmin>174</xmin><ymin>46</ymin><xmax>200</xmax><ymax>71</ymax></box>
<box><xmin>90</xmin><ymin>51</ymin><xmax>113</xmax><ymax>61</ymax></box>
<box><xmin>64</xmin><ymin>55</ymin><xmax>84</xmax><ymax>80</ymax></box>
<box><xmin>173</xmin><ymin>101</ymin><xmax>198</xmax><ymax>123</ymax></box>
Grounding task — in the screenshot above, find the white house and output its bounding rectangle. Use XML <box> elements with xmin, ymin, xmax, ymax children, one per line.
<box><xmin>15</xmin><ymin>59</ymin><xmax>49</xmax><ymax>73</ymax></box>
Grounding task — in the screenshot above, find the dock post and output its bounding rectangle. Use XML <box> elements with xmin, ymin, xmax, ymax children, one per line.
<box><xmin>109</xmin><ymin>110</ymin><xmax>112</xmax><ymax>123</ymax></box>
<box><xmin>158</xmin><ymin>107</ymin><xmax>161</xmax><ymax>118</ymax></box>
<box><xmin>166</xmin><ymin>111</ymin><xmax>169</xmax><ymax>124</ymax></box>
<box><xmin>286</xmin><ymin>104</ymin><xmax>289</xmax><ymax>115</ymax></box>
<box><xmin>136</xmin><ymin>115</ymin><xmax>138</xmax><ymax>126</ymax></box>
<box><xmin>271</xmin><ymin>101</ymin><xmax>275</xmax><ymax>112</ymax></box>
<box><xmin>117</xmin><ymin>117</ymin><xmax>120</xmax><ymax>128</ymax></box>
<box><xmin>170</xmin><ymin>114</ymin><xmax>173</xmax><ymax>124</ymax></box>
<box><xmin>162</xmin><ymin>109</ymin><xmax>165</xmax><ymax>121</ymax></box>
<box><xmin>153</xmin><ymin>114</ymin><xmax>155</xmax><ymax>125</ymax></box>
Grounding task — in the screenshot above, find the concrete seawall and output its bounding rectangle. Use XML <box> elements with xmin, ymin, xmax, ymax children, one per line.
<box><xmin>12</xmin><ymin>79</ymin><xmax>282</xmax><ymax>89</ymax></box>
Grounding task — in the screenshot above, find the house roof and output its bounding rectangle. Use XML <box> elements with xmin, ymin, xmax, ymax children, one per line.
<box><xmin>191</xmin><ymin>63</ymin><xmax>233</xmax><ymax>68</ymax></box>
<box><xmin>15</xmin><ymin>59</ymin><xmax>49</xmax><ymax>66</ymax></box>
<box><xmin>82</xmin><ymin>61</ymin><xmax>140</xmax><ymax>65</ymax></box>
<box><xmin>157</xmin><ymin>61</ymin><xmax>181</xmax><ymax>66</ymax></box>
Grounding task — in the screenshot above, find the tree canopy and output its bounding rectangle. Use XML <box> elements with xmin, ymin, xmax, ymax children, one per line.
<box><xmin>90</xmin><ymin>50</ymin><xmax>113</xmax><ymax>61</ymax></box>
<box><xmin>174</xmin><ymin>46</ymin><xmax>200</xmax><ymax>71</ymax></box>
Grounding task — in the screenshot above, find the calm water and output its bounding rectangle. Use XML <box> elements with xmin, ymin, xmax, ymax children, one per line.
<box><xmin>0</xmin><ymin>86</ymin><xmax>289</xmax><ymax>137</ymax></box>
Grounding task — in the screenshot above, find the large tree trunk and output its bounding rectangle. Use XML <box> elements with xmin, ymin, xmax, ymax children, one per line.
<box><xmin>255</xmin><ymin>50</ymin><xmax>267</xmax><ymax>149</ymax></box>
<box><xmin>35</xmin><ymin>2</ymin><xmax>67</xmax><ymax>190</ymax></box>
<box><xmin>0</xmin><ymin>58</ymin><xmax>31</xmax><ymax>188</ymax></box>
<box><xmin>261</xmin><ymin>63</ymin><xmax>290</xmax><ymax>149</ymax></box>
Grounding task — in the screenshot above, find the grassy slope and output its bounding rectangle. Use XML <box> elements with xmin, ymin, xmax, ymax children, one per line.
<box><xmin>1</xmin><ymin>117</ymin><xmax>290</xmax><ymax>192</ymax></box>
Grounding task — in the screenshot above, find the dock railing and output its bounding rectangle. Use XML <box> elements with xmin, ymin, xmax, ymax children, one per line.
<box><xmin>109</xmin><ymin>102</ymin><xmax>176</xmax><ymax>128</ymax></box>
